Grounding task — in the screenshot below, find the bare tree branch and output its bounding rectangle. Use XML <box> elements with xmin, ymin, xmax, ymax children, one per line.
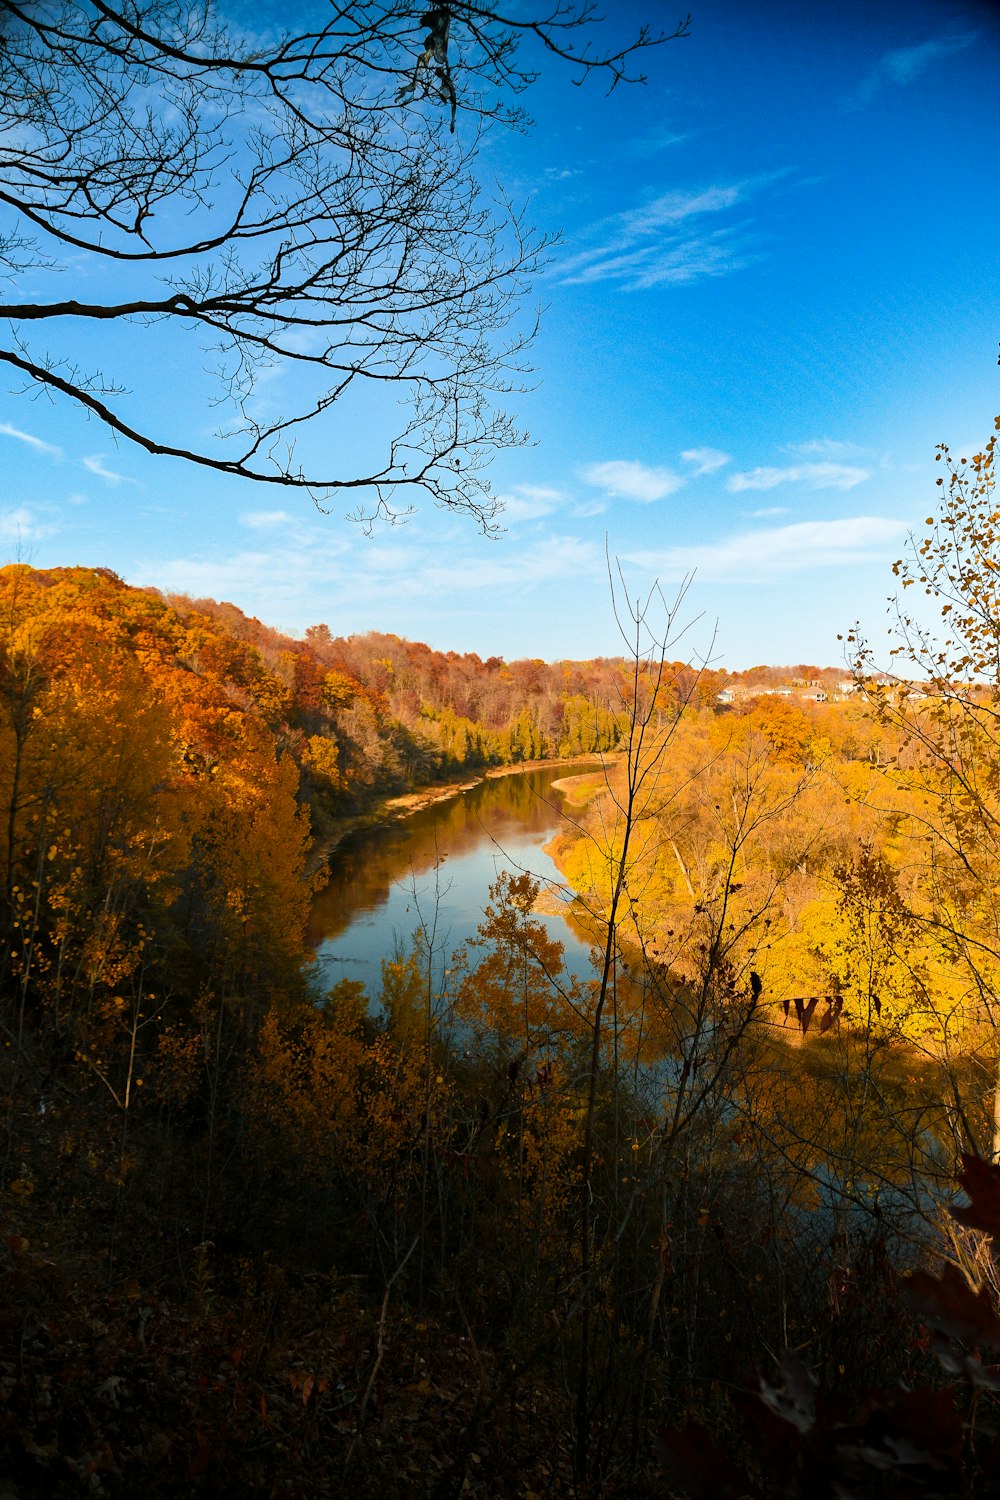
<box><xmin>0</xmin><ymin>0</ymin><xmax>689</xmax><ymax>522</ymax></box>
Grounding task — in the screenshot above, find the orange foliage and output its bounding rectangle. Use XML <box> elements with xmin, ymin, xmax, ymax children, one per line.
<box><xmin>737</xmin><ymin>693</ymin><xmax>814</xmax><ymax>763</ymax></box>
<box><xmin>0</xmin><ymin>565</ymin><xmax>315</xmax><ymax>1054</ymax></box>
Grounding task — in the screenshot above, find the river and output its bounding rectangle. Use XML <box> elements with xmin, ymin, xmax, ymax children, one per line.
<box><xmin>307</xmin><ymin>763</ymin><xmax>946</xmax><ymax>1243</ymax></box>
<box><xmin>307</xmin><ymin>764</ymin><xmax>602</xmax><ymax>996</ymax></box>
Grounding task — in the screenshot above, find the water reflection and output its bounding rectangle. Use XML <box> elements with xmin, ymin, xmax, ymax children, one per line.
<box><xmin>308</xmin><ymin>766</ymin><xmax>602</xmax><ymax>992</ymax></box>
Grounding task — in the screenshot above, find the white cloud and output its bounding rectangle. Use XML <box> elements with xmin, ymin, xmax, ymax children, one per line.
<box><xmin>681</xmin><ymin>448</ymin><xmax>731</xmax><ymax>476</ymax></box>
<box><xmin>727</xmin><ymin>461</ymin><xmax>870</xmax><ymax>493</ymax></box>
<box><xmin>749</xmin><ymin>506</ymin><xmax>790</xmax><ymax>518</ymax></box>
<box><xmin>239</xmin><ymin>509</ymin><xmax>296</xmax><ymax>530</ymax></box>
<box><xmin>883</xmin><ymin>34</ymin><xmax>976</xmax><ymax>84</ymax></box>
<box><xmin>140</xmin><ymin>528</ymin><xmax>600</xmax><ymax>636</ymax></box>
<box><xmin>141</xmin><ymin>543</ymin><xmax>345</xmax><ymax>616</ymax></box>
<box><xmin>847</xmin><ymin>32</ymin><xmax>977</xmax><ymax>107</ymax></box>
<box><xmin>558</xmin><ymin>175</ymin><xmax>786</xmax><ymax>291</ymax></box>
<box><xmin>517</xmin><ymin>485</ymin><xmax>562</xmax><ymax>503</ymax></box>
<box><xmin>422</xmin><ymin>534</ymin><xmax>601</xmax><ymax>594</ymax></box>
<box><xmin>632</xmin><ymin>128</ymin><xmax>691</xmax><ymax>155</ymax></box>
<box><xmin>561</xmin><ymin>225</ymin><xmax>755</xmax><ymax>291</ymax></box>
<box><xmin>581</xmin><ymin>459</ymin><xmax>683</xmax><ymax>504</ymax></box>
<box><xmin>624</xmin><ymin>516</ymin><xmax>907</xmax><ymax>582</ymax></box>
<box><xmin>495</xmin><ymin>485</ymin><xmax>563</xmax><ymax>525</ymax></box>
<box><xmin>0</xmin><ymin>506</ymin><xmax>57</xmax><ymax>542</ymax></box>
<box><xmin>782</xmin><ymin>437</ymin><xmax>872</xmax><ymax>461</ymax></box>
<box><xmin>621</xmin><ymin>184</ymin><xmax>744</xmax><ymax>231</ymax></box>
<box><xmin>82</xmin><ymin>454</ymin><xmax>137</xmax><ymax>485</ymax></box>
<box><xmin>0</xmin><ymin>422</ymin><xmax>63</xmax><ymax>458</ymax></box>
<box><xmin>572</xmin><ymin>498</ymin><xmax>612</xmax><ymax>520</ymax></box>
<box><xmin>339</xmin><ymin>533</ymin><xmax>601</xmax><ymax>597</ymax></box>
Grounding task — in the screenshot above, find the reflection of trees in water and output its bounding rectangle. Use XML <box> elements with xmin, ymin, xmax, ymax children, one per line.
<box><xmin>309</xmin><ymin>766</ymin><xmax>599</xmax><ymax>946</ymax></box>
<box><xmin>425</xmin><ymin>767</ymin><xmax>573</xmax><ymax>836</ymax></box>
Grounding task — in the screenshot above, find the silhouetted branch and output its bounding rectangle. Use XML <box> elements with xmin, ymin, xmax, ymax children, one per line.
<box><xmin>0</xmin><ymin>0</ymin><xmax>688</xmax><ymax>521</ymax></box>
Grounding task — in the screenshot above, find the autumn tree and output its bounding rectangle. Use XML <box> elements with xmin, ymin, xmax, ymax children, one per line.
<box><xmin>457</xmin><ymin>870</ymin><xmax>580</xmax><ymax>1066</ymax></box>
<box><xmin>850</xmin><ymin>419</ymin><xmax>1000</xmax><ymax>1160</ymax></box>
<box><xmin>0</xmin><ymin>566</ymin><xmax>320</xmax><ymax>1249</ymax></box>
<box><xmin>0</xmin><ymin>0</ymin><xmax>686</xmax><ymax>523</ymax></box>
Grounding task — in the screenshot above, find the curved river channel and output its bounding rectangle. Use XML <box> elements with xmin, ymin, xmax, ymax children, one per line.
<box><xmin>307</xmin><ymin>764</ymin><xmax>602</xmax><ymax>995</ymax></box>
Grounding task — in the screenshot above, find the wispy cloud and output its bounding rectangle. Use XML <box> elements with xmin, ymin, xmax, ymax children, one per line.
<box><xmin>581</xmin><ymin>459</ymin><xmax>683</xmax><ymax>504</ymax></box>
<box><xmin>727</xmin><ymin>461</ymin><xmax>870</xmax><ymax>493</ymax></box>
<box><xmin>625</xmin><ymin>516</ymin><xmax>907</xmax><ymax>583</ymax></box>
<box><xmin>496</xmin><ymin>484</ymin><xmax>563</xmax><ymax>525</ymax></box>
<box><xmin>571</xmin><ymin>498</ymin><xmax>613</xmax><ymax>520</ymax></box>
<box><xmin>421</xmin><ymin>535</ymin><xmax>601</xmax><ymax>594</ymax></box>
<box><xmin>846</xmin><ymin>31</ymin><xmax>977</xmax><ymax>108</ymax></box>
<box><xmin>239</xmin><ymin>509</ymin><xmax>295</xmax><ymax>530</ymax></box>
<box><xmin>883</xmin><ymin>33</ymin><xmax>978</xmax><ymax>84</ymax></box>
<box><xmin>632</xmin><ymin>128</ymin><xmax>691</xmax><ymax>156</ymax></box>
<box><xmin>0</xmin><ymin>422</ymin><xmax>62</xmax><ymax>458</ymax></box>
<box><xmin>682</xmin><ymin>447</ymin><xmax>731</xmax><ymax>476</ymax></box>
<box><xmin>140</xmin><ymin>539</ymin><xmax>348</xmax><ymax>616</ymax></box>
<box><xmin>617</xmin><ymin>184</ymin><xmax>743</xmax><ymax>230</ymax></box>
<box><xmin>82</xmin><ymin>454</ymin><xmax>137</xmax><ymax>485</ymax></box>
<box><xmin>142</xmin><ymin>526</ymin><xmax>602</xmax><ymax>636</ymax></box>
<box><xmin>749</xmin><ymin>506</ymin><xmax>790</xmax><ymax>518</ymax></box>
<box><xmin>326</xmin><ymin>534</ymin><xmax>602</xmax><ymax>598</ymax></box>
<box><xmin>558</xmin><ymin>176</ymin><xmax>785</xmax><ymax>291</ymax></box>
<box><xmin>782</xmin><ymin>437</ymin><xmax>873</xmax><ymax>461</ymax></box>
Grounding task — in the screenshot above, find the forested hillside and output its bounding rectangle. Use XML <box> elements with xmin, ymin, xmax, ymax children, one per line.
<box><xmin>0</xmin><ymin>564</ymin><xmax>666</xmax><ymax>1494</ymax></box>
<box><xmin>5</xmin><ymin>497</ymin><xmax>1000</xmax><ymax>1497</ymax></box>
<box><xmin>167</xmin><ymin>584</ymin><xmax>639</xmax><ymax>818</ymax></box>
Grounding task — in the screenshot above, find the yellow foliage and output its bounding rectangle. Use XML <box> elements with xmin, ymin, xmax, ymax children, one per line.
<box><xmin>303</xmin><ymin>733</ymin><xmax>342</xmax><ymax>790</ymax></box>
<box><xmin>0</xmin><ymin>564</ymin><xmax>316</xmax><ymax>1052</ymax></box>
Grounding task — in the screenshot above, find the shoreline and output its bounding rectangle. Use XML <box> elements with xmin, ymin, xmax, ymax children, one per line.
<box><xmin>311</xmin><ymin>754</ymin><xmax>617</xmax><ymax>869</ymax></box>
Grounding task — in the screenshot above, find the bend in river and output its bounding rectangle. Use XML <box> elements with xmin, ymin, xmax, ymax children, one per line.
<box><xmin>308</xmin><ymin>764</ymin><xmax>602</xmax><ymax>992</ymax></box>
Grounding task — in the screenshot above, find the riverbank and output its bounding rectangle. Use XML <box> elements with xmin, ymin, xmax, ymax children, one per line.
<box><xmin>312</xmin><ymin>755</ymin><xmax>618</xmax><ymax>869</ymax></box>
<box><xmin>547</xmin><ymin>765</ymin><xmax>614</xmax><ymax>806</ymax></box>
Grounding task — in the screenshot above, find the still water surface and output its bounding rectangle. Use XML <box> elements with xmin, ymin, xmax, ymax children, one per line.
<box><xmin>308</xmin><ymin>765</ymin><xmax>601</xmax><ymax>994</ymax></box>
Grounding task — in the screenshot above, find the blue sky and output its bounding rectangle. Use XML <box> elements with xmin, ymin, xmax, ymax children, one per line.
<box><xmin>1</xmin><ymin>0</ymin><xmax>997</xmax><ymax>669</ymax></box>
